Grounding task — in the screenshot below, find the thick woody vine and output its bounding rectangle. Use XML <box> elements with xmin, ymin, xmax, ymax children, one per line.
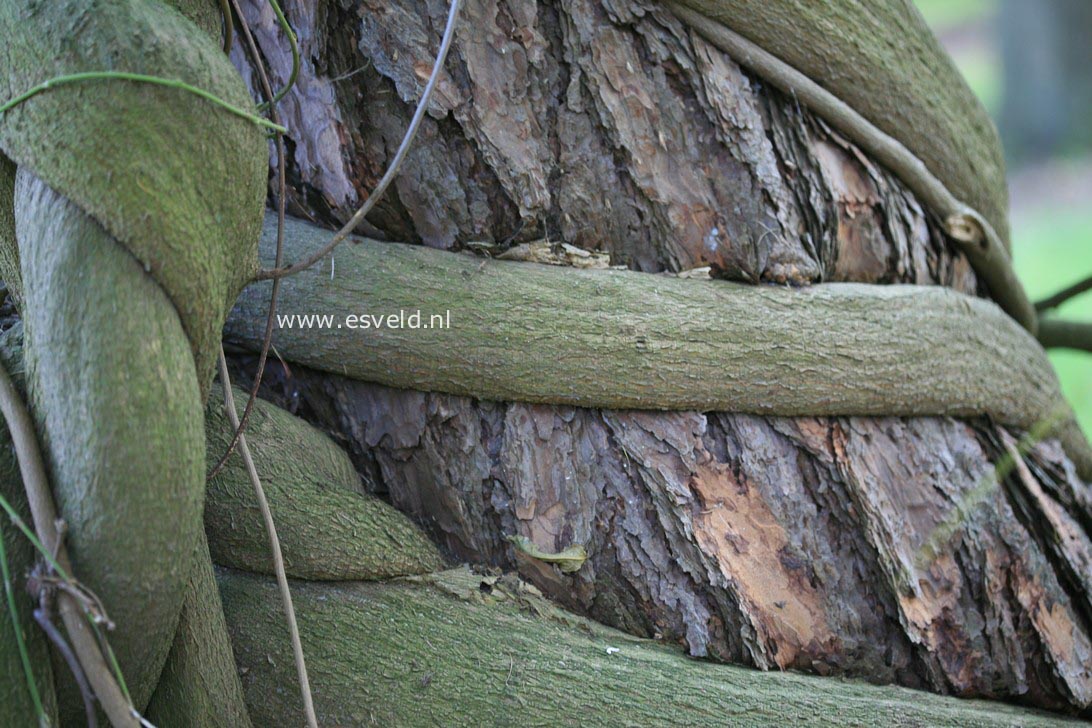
<box><xmin>0</xmin><ymin>0</ymin><xmax>1088</xmax><ymax>726</ymax></box>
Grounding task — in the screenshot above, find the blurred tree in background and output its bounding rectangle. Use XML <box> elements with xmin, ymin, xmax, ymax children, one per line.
<box><xmin>1001</xmin><ymin>0</ymin><xmax>1092</xmax><ymax>161</ymax></box>
<box><xmin>917</xmin><ymin>0</ymin><xmax>1092</xmax><ymax>439</ymax></box>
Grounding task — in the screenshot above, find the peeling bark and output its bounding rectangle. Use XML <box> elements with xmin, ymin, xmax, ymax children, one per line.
<box><xmin>226</xmin><ymin>0</ymin><xmax>1092</xmax><ymax>714</ymax></box>
<box><xmin>233</xmin><ymin>359</ymin><xmax>1092</xmax><ymax>712</ymax></box>
<box><xmin>234</xmin><ymin>0</ymin><xmax>977</xmax><ymax>289</ymax></box>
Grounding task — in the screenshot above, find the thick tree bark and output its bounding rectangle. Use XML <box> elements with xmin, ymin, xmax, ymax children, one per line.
<box><xmin>222</xmin><ymin>0</ymin><xmax>1092</xmax><ymax>714</ymax></box>
<box><xmin>233</xmin><ymin>0</ymin><xmax>977</xmax><ymax>288</ymax></box>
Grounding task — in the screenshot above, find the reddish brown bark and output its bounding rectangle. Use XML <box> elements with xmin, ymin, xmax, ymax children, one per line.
<box><xmin>227</xmin><ymin>0</ymin><xmax>1092</xmax><ymax>713</ymax></box>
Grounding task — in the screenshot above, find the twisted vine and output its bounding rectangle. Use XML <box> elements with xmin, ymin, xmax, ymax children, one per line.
<box><xmin>0</xmin><ymin>0</ymin><xmax>265</xmax><ymax>722</ymax></box>
<box><xmin>0</xmin><ymin>0</ymin><xmax>1088</xmax><ymax>725</ymax></box>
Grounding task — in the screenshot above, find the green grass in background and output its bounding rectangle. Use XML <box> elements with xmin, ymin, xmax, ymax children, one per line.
<box><xmin>916</xmin><ymin>0</ymin><xmax>1092</xmax><ymax>440</ymax></box>
<box><xmin>1013</xmin><ymin>211</ymin><xmax>1092</xmax><ymax>438</ymax></box>
<box><xmin>914</xmin><ymin>0</ymin><xmax>994</xmax><ymax>29</ymax></box>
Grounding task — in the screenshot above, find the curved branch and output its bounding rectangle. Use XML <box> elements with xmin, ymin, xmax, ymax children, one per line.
<box><xmin>1036</xmin><ymin>275</ymin><xmax>1092</xmax><ymax>313</ymax></box>
<box><xmin>667</xmin><ymin>3</ymin><xmax>1037</xmax><ymax>334</ymax></box>
<box><xmin>1038</xmin><ymin>318</ymin><xmax>1092</xmax><ymax>354</ymax></box>
<box><xmin>226</xmin><ymin>213</ymin><xmax>1092</xmax><ymax>481</ymax></box>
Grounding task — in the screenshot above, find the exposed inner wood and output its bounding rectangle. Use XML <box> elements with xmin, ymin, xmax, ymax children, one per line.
<box><xmin>231</xmin><ymin>0</ymin><xmax>977</xmax><ymax>289</ymax></box>
<box><xmin>225</xmin><ymin>0</ymin><xmax>1092</xmax><ymax>712</ymax></box>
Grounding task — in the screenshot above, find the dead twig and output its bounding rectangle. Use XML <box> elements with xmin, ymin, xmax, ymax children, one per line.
<box><xmin>253</xmin><ymin>0</ymin><xmax>463</xmax><ymax>281</ymax></box>
<box><xmin>32</xmin><ymin>585</ymin><xmax>96</xmax><ymax>728</ymax></box>
<box><xmin>0</xmin><ymin>358</ymin><xmax>140</xmax><ymax>727</ymax></box>
<box><xmin>207</xmin><ymin>0</ymin><xmax>289</xmax><ymax>481</ymax></box>
<box><xmin>1035</xmin><ymin>273</ymin><xmax>1092</xmax><ymax>313</ymax></box>
<box><xmin>217</xmin><ymin>348</ymin><xmax>317</xmax><ymax>727</ymax></box>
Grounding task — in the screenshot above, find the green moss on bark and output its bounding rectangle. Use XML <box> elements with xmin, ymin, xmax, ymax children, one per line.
<box><xmin>145</xmin><ymin>532</ymin><xmax>252</xmax><ymax>728</ymax></box>
<box><xmin>17</xmin><ymin>173</ymin><xmax>205</xmax><ymax>714</ymax></box>
<box><xmin>0</xmin><ymin>0</ymin><xmax>266</xmax><ymax>716</ymax></box>
<box><xmin>219</xmin><ymin>568</ymin><xmax>1079</xmax><ymax>727</ymax></box>
<box><xmin>0</xmin><ymin>0</ymin><xmax>266</xmax><ymax>392</ymax></box>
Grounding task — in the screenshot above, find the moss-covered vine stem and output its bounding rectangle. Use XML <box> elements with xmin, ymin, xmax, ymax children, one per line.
<box><xmin>216</xmin><ymin>569</ymin><xmax>1081</xmax><ymax>727</ymax></box>
<box><xmin>0</xmin><ymin>0</ymin><xmax>1088</xmax><ymax>724</ymax></box>
<box><xmin>226</xmin><ymin>213</ymin><xmax>1092</xmax><ymax>481</ymax></box>
<box><xmin>15</xmin><ymin>170</ymin><xmax>210</xmax><ymax>717</ymax></box>
<box><xmin>0</xmin><ymin>0</ymin><xmax>265</xmax><ymax>720</ymax></box>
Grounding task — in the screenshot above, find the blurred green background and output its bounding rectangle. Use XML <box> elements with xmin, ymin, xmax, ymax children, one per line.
<box><xmin>916</xmin><ymin>0</ymin><xmax>1092</xmax><ymax>437</ymax></box>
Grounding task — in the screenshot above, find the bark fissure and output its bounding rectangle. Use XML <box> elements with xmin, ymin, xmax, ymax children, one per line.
<box><xmin>238</xmin><ymin>0</ymin><xmax>972</xmax><ymax>287</ymax></box>
<box><xmin>208</xmin><ymin>4</ymin><xmax>1092</xmax><ymax>710</ymax></box>
<box><xmin>230</xmin><ymin>354</ymin><xmax>1092</xmax><ymax>710</ymax></box>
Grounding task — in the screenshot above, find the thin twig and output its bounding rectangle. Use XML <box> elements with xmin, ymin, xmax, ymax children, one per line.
<box><xmin>0</xmin><ymin>359</ymin><xmax>140</xmax><ymax>727</ymax></box>
<box><xmin>330</xmin><ymin>62</ymin><xmax>372</xmax><ymax>83</ymax></box>
<box><xmin>219</xmin><ymin>0</ymin><xmax>233</xmax><ymax>54</ymax></box>
<box><xmin>217</xmin><ymin>348</ymin><xmax>317</xmax><ymax>727</ymax></box>
<box><xmin>208</xmin><ymin>0</ymin><xmax>288</xmax><ymax>481</ymax></box>
<box><xmin>1035</xmin><ymin>274</ymin><xmax>1092</xmax><ymax>313</ymax></box>
<box><xmin>213</xmin><ymin>3</ymin><xmax>461</xmax><ymax>716</ymax></box>
<box><xmin>213</xmin><ymin>0</ymin><xmax>462</xmax><ymax>474</ymax></box>
<box><xmin>35</xmin><ymin>593</ymin><xmax>97</xmax><ymax>728</ymax></box>
<box><xmin>253</xmin><ymin>0</ymin><xmax>463</xmax><ymax>281</ymax></box>
<box><xmin>0</xmin><ymin>71</ymin><xmax>285</xmax><ymax>132</ymax></box>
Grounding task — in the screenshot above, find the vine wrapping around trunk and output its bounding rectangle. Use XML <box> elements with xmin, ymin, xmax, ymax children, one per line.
<box><xmin>226</xmin><ymin>213</ymin><xmax>1092</xmax><ymax>481</ymax></box>
<box><xmin>0</xmin><ymin>0</ymin><xmax>1088</xmax><ymax>723</ymax></box>
<box><xmin>0</xmin><ymin>0</ymin><xmax>266</xmax><ymax>719</ymax></box>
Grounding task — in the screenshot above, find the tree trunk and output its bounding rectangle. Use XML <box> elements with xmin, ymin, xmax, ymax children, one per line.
<box><xmin>219</xmin><ymin>0</ymin><xmax>1092</xmax><ymax>715</ymax></box>
<box><xmin>1001</xmin><ymin>0</ymin><xmax>1092</xmax><ymax>161</ymax></box>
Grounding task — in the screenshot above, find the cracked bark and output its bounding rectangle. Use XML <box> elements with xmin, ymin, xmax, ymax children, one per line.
<box><xmin>228</xmin><ymin>0</ymin><xmax>1091</xmax><ymax>713</ymax></box>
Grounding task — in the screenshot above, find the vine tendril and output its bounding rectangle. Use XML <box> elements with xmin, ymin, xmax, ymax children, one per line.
<box><xmin>0</xmin><ymin>71</ymin><xmax>285</xmax><ymax>132</ymax></box>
